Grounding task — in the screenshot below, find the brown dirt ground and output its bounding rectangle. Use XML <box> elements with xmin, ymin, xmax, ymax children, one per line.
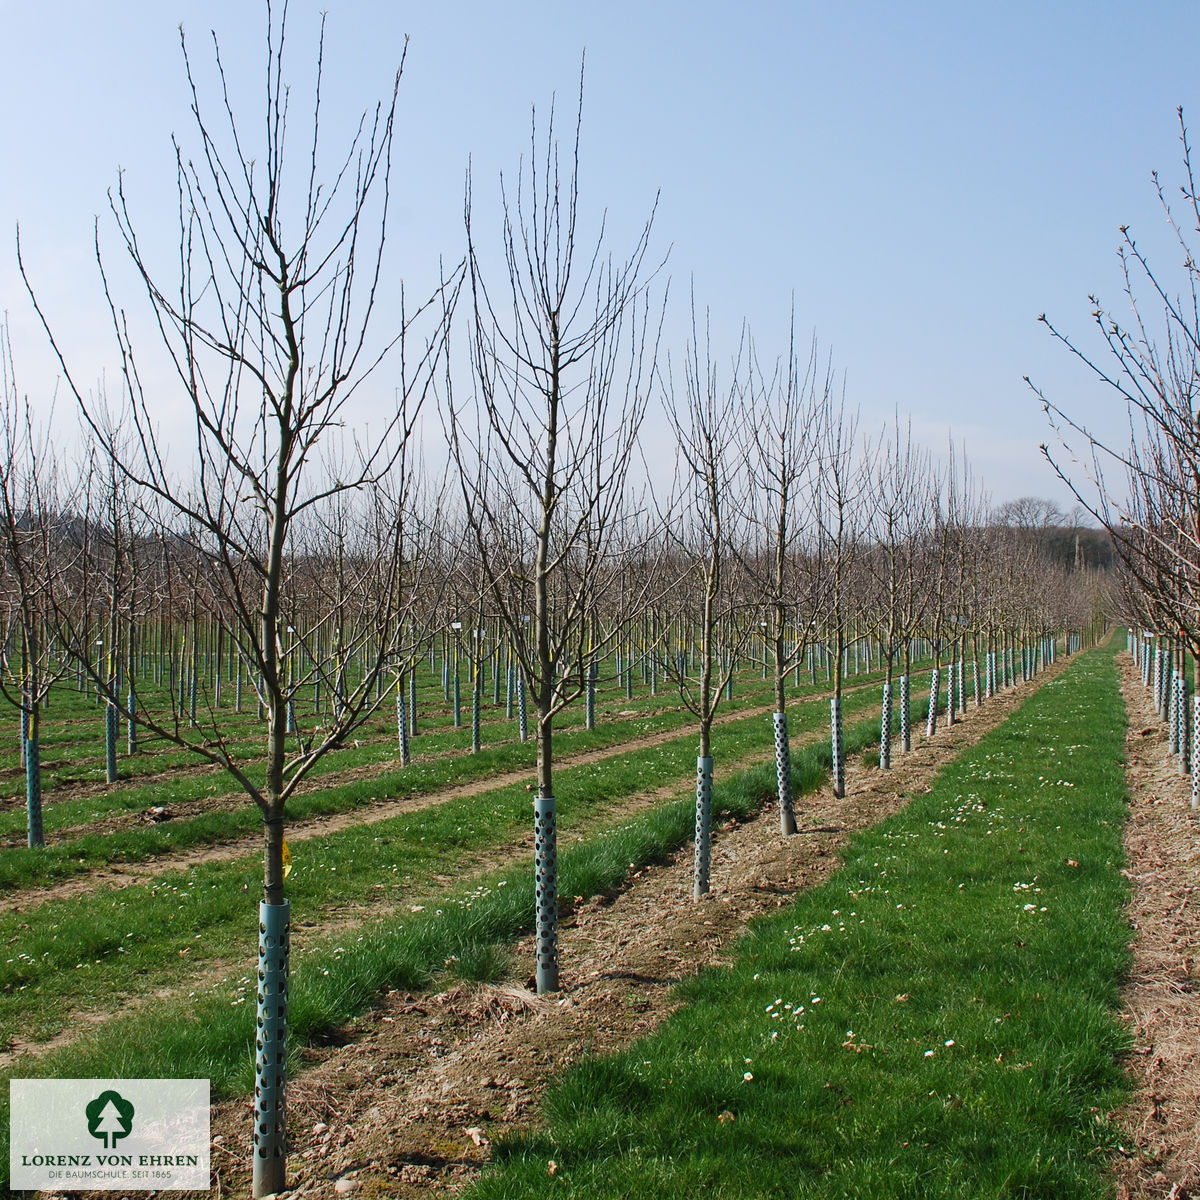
<box><xmin>186</xmin><ymin>664</ymin><xmax>1073</xmax><ymax>1200</ymax></box>
<box><xmin>1114</xmin><ymin>657</ymin><xmax>1200</xmax><ymax>1200</ymax></box>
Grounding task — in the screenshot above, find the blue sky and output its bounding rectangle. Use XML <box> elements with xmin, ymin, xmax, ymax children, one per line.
<box><xmin>2</xmin><ymin>1</ymin><xmax>1198</xmax><ymax>511</ymax></box>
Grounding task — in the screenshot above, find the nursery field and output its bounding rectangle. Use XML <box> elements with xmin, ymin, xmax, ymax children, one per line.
<box><xmin>1</xmin><ymin>648</ymin><xmax>941</xmax><ymax>1171</ymax></box>
<box><xmin>6</xmin><ymin>4</ymin><xmax>1168</xmax><ymax>1194</ymax></box>
<box><xmin>6</xmin><ymin>637</ymin><xmax>1190</xmax><ymax>1199</ymax></box>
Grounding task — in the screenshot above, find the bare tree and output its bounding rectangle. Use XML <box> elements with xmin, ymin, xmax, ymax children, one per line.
<box><xmin>864</xmin><ymin>414</ymin><xmax>933</xmax><ymax>765</ymax></box>
<box><xmin>744</xmin><ymin>319</ymin><xmax>825</xmax><ymax>832</ymax></box>
<box><xmin>923</xmin><ymin>446</ymin><xmax>980</xmax><ymax>733</ymax></box>
<box><xmin>442</xmin><ymin>71</ymin><xmax>664</xmax><ymax>992</ymax></box>
<box><xmin>19</xmin><ymin>9</ymin><xmax>451</xmax><ymax>1194</ymax></box>
<box><xmin>659</xmin><ymin>303</ymin><xmax>755</xmax><ymax>896</ymax></box>
<box><xmin>1033</xmin><ymin>108</ymin><xmax>1200</xmax><ymax>662</ymax></box>
<box><xmin>921</xmin><ymin>466</ymin><xmax>955</xmax><ymax>738</ymax></box>
<box><xmin>0</xmin><ymin>322</ymin><xmax>73</xmax><ymax>847</ymax></box>
<box><xmin>374</xmin><ymin>461</ymin><xmax>449</xmax><ymax>767</ymax></box>
<box><xmin>993</xmin><ymin>495</ymin><xmax>1065</xmax><ymax>533</ymax></box>
<box><xmin>812</xmin><ymin>383</ymin><xmax>863</xmax><ymax>799</ymax></box>
<box><xmin>944</xmin><ymin>452</ymin><xmax>989</xmax><ymax>722</ymax></box>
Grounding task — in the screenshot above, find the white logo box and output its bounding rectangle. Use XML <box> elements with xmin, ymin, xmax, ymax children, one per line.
<box><xmin>10</xmin><ymin>1079</ymin><xmax>210</xmax><ymax>1192</ymax></box>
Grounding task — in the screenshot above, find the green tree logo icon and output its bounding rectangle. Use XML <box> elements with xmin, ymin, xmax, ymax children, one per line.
<box><xmin>85</xmin><ymin>1090</ymin><xmax>135</xmax><ymax>1149</ymax></box>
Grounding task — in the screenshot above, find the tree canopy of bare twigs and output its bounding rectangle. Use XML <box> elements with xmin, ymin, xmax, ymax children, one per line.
<box><xmin>1034</xmin><ymin>107</ymin><xmax>1200</xmax><ymax>653</ymax></box>
<box><xmin>441</xmin><ymin>67</ymin><xmax>665</xmax><ymax>991</ymax></box>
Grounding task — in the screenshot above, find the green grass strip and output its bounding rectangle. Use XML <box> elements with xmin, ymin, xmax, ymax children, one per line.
<box><xmin>467</xmin><ymin>643</ymin><xmax>1132</xmax><ymax>1199</ymax></box>
<box><xmin>0</xmin><ymin>676</ymin><xmax>900</xmax><ymax>1046</ymax></box>
<box><xmin>0</xmin><ymin>701</ymin><xmax>889</xmax><ymax>1187</ymax></box>
<box><xmin>0</xmin><ymin>663</ymin><xmax>925</xmax><ymax>888</ymax></box>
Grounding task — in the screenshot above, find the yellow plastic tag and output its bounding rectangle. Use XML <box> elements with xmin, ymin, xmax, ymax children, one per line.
<box><xmin>282</xmin><ymin>839</ymin><xmax>292</xmax><ymax>880</ymax></box>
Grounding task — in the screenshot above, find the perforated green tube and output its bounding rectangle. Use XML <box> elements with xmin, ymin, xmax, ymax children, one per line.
<box><xmin>534</xmin><ymin>795</ymin><xmax>558</xmax><ymax>993</ymax></box>
<box><xmin>253</xmin><ymin>900</ymin><xmax>290</xmax><ymax>1198</ymax></box>
<box><xmin>773</xmin><ymin>713</ymin><xmax>796</xmax><ymax>835</ymax></box>
<box><xmin>693</xmin><ymin>756</ymin><xmax>713</xmax><ymax>898</ymax></box>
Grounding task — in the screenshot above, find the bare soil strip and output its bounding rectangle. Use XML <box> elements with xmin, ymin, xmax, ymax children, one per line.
<box><xmin>196</xmin><ymin>664</ymin><xmax>1067</xmax><ymax>1199</ymax></box>
<box><xmin>1114</xmin><ymin>657</ymin><xmax>1200</xmax><ymax>1200</ymax></box>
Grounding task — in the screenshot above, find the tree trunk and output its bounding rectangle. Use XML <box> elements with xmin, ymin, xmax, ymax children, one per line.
<box><xmin>694</xmin><ymin>715</ymin><xmax>714</xmax><ymax>900</ymax></box>
<box><xmin>772</xmin><ymin>607</ymin><xmax>796</xmax><ymax>834</ymax></box>
<box><xmin>831</xmin><ymin>626</ymin><xmax>845</xmax><ymax>797</ymax></box>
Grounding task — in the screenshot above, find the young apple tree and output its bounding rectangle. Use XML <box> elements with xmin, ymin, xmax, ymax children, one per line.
<box><xmin>19</xmin><ymin>9</ymin><xmax>453</xmax><ymax>1194</ymax></box>
<box><xmin>743</xmin><ymin>320</ymin><xmax>826</xmax><ymax>833</ymax></box>
<box><xmin>442</xmin><ymin>73</ymin><xmax>664</xmax><ymax>992</ymax></box>
<box><xmin>659</xmin><ymin>303</ymin><xmax>755</xmax><ymax>896</ymax></box>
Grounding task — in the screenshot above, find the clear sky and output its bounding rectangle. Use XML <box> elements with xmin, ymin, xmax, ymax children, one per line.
<box><xmin>2</xmin><ymin>0</ymin><xmax>1198</xmax><ymax>513</ymax></box>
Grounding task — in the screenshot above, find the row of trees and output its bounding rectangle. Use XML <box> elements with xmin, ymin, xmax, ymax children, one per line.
<box><xmin>0</xmin><ymin>372</ymin><xmax>1098</xmax><ymax>840</ymax></box>
<box><xmin>1033</xmin><ymin>106</ymin><xmax>1200</xmax><ymax>823</ymax></box>
<box><xmin>3</xmin><ymin>10</ymin><xmax>1103</xmax><ymax>1195</ymax></box>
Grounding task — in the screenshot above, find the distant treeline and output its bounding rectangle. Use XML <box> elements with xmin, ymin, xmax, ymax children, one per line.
<box><xmin>1031</xmin><ymin>524</ymin><xmax>1113</xmax><ymax>570</ymax></box>
<box><xmin>989</xmin><ymin>498</ymin><xmax>1113</xmax><ymax>571</ymax></box>
<box><xmin>987</xmin><ymin>522</ymin><xmax>1113</xmax><ymax>571</ymax></box>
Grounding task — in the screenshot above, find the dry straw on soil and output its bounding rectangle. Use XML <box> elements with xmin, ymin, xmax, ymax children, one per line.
<box><xmin>1116</xmin><ymin>658</ymin><xmax>1200</xmax><ymax>1200</ymax></box>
